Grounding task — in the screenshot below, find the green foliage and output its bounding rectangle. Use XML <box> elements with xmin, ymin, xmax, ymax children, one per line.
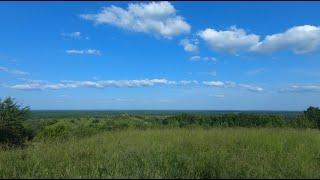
<box><xmin>23</xmin><ymin>110</ymin><xmax>318</xmax><ymax>142</ymax></box>
<box><xmin>164</xmin><ymin>113</ymin><xmax>291</xmax><ymax>128</ymax></box>
<box><xmin>289</xmin><ymin>115</ymin><xmax>317</xmax><ymax>128</ymax></box>
<box><xmin>0</xmin><ymin>97</ymin><xmax>30</xmax><ymax>146</ymax></box>
<box><xmin>304</xmin><ymin>106</ymin><xmax>320</xmax><ymax>129</ymax></box>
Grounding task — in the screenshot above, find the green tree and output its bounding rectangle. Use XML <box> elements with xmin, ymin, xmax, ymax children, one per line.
<box><xmin>0</xmin><ymin>97</ymin><xmax>30</xmax><ymax>146</ymax></box>
<box><xmin>304</xmin><ymin>106</ymin><xmax>320</xmax><ymax>129</ymax></box>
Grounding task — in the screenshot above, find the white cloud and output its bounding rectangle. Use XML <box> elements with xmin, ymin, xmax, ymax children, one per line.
<box><xmin>0</xmin><ymin>66</ymin><xmax>29</xmax><ymax>76</ymax></box>
<box><xmin>61</xmin><ymin>31</ymin><xmax>90</xmax><ymax>40</ymax></box>
<box><xmin>70</xmin><ymin>32</ymin><xmax>81</xmax><ymax>38</ymax></box>
<box><xmin>61</xmin><ymin>31</ymin><xmax>81</xmax><ymax>39</ymax></box>
<box><xmin>203</xmin><ymin>81</ymin><xmax>224</xmax><ymax>87</ymax></box>
<box><xmin>180</xmin><ymin>38</ymin><xmax>198</xmax><ymax>53</ymax></box>
<box><xmin>209</xmin><ymin>94</ymin><xmax>225</xmax><ymax>98</ymax></box>
<box><xmin>189</xmin><ymin>56</ymin><xmax>201</xmax><ymax>61</ymax></box>
<box><xmin>80</xmin><ymin>1</ymin><xmax>191</xmax><ymax>38</ymax></box>
<box><xmin>203</xmin><ymin>81</ymin><xmax>236</xmax><ymax>88</ymax></box>
<box><xmin>280</xmin><ymin>85</ymin><xmax>320</xmax><ymax>93</ymax></box>
<box><xmin>203</xmin><ymin>56</ymin><xmax>217</xmax><ymax>62</ymax></box>
<box><xmin>189</xmin><ymin>56</ymin><xmax>217</xmax><ymax>63</ymax></box>
<box><xmin>65</xmin><ymin>49</ymin><xmax>101</xmax><ymax>56</ymax></box>
<box><xmin>198</xmin><ymin>26</ymin><xmax>260</xmax><ymax>53</ymax></box>
<box><xmin>238</xmin><ymin>84</ymin><xmax>264</xmax><ymax>92</ymax></box>
<box><xmin>251</xmin><ymin>25</ymin><xmax>320</xmax><ymax>54</ymax></box>
<box><xmin>178</xmin><ymin>80</ymin><xmax>198</xmax><ymax>85</ymax></box>
<box><xmin>7</xmin><ymin>78</ymin><xmax>177</xmax><ymax>90</ymax></box>
<box><xmin>203</xmin><ymin>81</ymin><xmax>263</xmax><ymax>92</ymax></box>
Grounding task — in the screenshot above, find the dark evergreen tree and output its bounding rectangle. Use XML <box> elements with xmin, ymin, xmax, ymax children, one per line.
<box><xmin>0</xmin><ymin>97</ymin><xmax>30</xmax><ymax>146</ymax></box>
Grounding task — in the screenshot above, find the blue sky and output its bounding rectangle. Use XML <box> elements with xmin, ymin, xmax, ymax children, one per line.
<box><xmin>1</xmin><ymin>1</ymin><xmax>320</xmax><ymax>110</ymax></box>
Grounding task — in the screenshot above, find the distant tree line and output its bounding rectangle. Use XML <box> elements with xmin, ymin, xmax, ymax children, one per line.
<box><xmin>161</xmin><ymin>111</ymin><xmax>317</xmax><ymax>128</ymax></box>
<box><xmin>1</xmin><ymin>97</ymin><xmax>320</xmax><ymax>146</ymax></box>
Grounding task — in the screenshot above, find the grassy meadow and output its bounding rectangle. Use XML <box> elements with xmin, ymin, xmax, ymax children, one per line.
<box><xmin>1</xmin><ymin>128</ymin><xmax>320</xmax><ymax>178</ymax></box>
<box><xmin>1</xmin><ymin>101</ymin><xmax>320</xmax><ymax>179</ymax></box>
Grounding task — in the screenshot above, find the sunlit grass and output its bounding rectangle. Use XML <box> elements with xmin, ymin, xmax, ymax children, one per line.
<box><xmin>0</xmin><ymin>128</ymin><xmax>319</xmax><ymax>178</ymax></box>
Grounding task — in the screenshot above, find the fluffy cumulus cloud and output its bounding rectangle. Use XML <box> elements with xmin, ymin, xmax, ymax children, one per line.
<box><xmin>280</xmin><ymin>85</ymin><xmax>320</xmax><ymax>93</ymax></box>
<box><xmin>80</xmin><ymin>1</ymin><xmax>190</xmax><ymax>38</ymax></box>
<box><xmin>6</xmin><ymin>79</ymin><xmax>176</xmax><ymax>90</ymax></box>
<box><xmin>198</xmin><ymin>26</ymin><xmax>260</xmax><ymax>53</ymax></box>
<box><xmin>0</xmin><ymin>66</ymin><xmax>29</xmax><ymax>76</ymax></box>
<box><xmin>203</xmin><ymin>81</ymin><xmax>263</xmax><ymax>92</ymax></box>
<box><xmin>198</xmin><ymin>25</ymin><xmax>320</xmax><ymax>55</ymax></box>
<box><xmin>180</xmin><ymin>38</ymin><xmax>198</xmax><ymax>53</ymax></box>
<box><xmin>65</xmin><ymin>49</ymin><xmax>101</xmax><ymax>56</ymax></box>
<box><xmin>251</xmin><ymin>25</ymin><xmax>320</xmax><ymax>54</ymax></box>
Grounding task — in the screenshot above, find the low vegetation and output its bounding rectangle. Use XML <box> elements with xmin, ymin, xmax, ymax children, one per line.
<box><xmin>0</xmin><ymin>97</ymin><xmax>320</xmax><ymax>178</ymax></box>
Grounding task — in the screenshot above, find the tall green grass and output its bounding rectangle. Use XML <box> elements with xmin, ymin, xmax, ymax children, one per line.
<box><xmin>0</xmin><ymin>128</ymin><xmax>319</xmax><ymax>178</ymax></box>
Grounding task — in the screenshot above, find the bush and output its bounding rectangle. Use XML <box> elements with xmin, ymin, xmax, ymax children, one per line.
<box><xmin>304</xmin><ymin>106</ymin><xmax>320</xmax><ymax>129</ymax></box>
<box><xmin>290</xmin><ymin>115</ymin><xmax>316</xmax><ymax>128</ymax></box>
<box><xmin>0</xmin><ymin>97</ymin><xmax>30</xmax><ymax>146</ymax></box>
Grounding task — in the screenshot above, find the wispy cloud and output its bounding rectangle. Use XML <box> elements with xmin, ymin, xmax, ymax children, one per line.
<box><xmin>61</xmin><ymin>31</ymin><xmax>81</xmax><ymax>39</ymax></box>
<box><xmin>189</xmin><ymin>56</ymin><xmax>201</xmax><ymax>61</ymax></box>
<box><xmin>280</xmin><ymin>85</ymin><xmax>320</xmax><ymax>93</ymax></box>
<box><xmin>61</xmin><ymin>31</ymin><xmax>89</xmax><ymax>40</ymax></box>
<box><xmin>189</xmin><ymin>56</ymin><xmax>217</xmax><ymax>63</ymax></box>
<box><xmin>199</xmin><ymin>71</ymin><xmax>217</xmax><ymax>76</ymax></box>
<box><xmin>65</xmin><ymin>49</ymin><xmax>101</xmax><ymax>56</ymax></box>
<box><xmin>238</xmin><ymin>84</ymin><xmax>264</xmax><ymax>92</ymax></box>
<box><xmin>209</xmin><ymin>94</ymin><xmax>225</xmax><ymax>98</ymax></box>
<box><xmin>0</xmin><ymin>66</ymin><xmax>29</xmax><ymax>76</ymax></box>
<box><xmin>203</xmin><ymin>81</ymin><xmax>236</xmax><ymax>88</ymax></box>
<box><xmin>115</xmin><ymin>98</ymin><xmax>135</xmax><ymax>102</ymax></box>
<box><xmin>246</xmin><ymin>68</ymin><xmax>266</xmax><ymax>75</ymax></box>
<box><xmin>6</xmin><ymin>78</ymin><xmax>176</xmax><ymax>90</ymax></box>
<box><xmin>178</xmin><ymin>80</ymin><xmax>198</xmax><ymax>85</ymax></box>
<box><xmin>80</xmin><ymin>1</ymin><xmax>190</xmax><ymax>39</ymax></box>
<box><xmin>4</xmin><ymin>78</ymin><xmax>264</xmax><ymax>92</ymax></box>
<box><xmin>203</xmin><ymin>81</ymin><xmax>263</xmax><ymax>92</ymax></box>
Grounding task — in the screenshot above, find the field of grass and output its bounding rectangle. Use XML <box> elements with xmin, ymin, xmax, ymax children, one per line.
<box><xmin>1</xmin><ymin>128</ymin><xmax>319</xmax><ymax>178</ymax></box>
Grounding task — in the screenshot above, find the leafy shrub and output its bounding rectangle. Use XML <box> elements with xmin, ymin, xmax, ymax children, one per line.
<box><xmin>37</xmin><ymin>123</ymin><xmax>71</xmax><ymax>139</ymax></box>
<box><xmin>304</xmin><ymin>106</ymin><xmax>320</xmax><ymax>129</ymax></box>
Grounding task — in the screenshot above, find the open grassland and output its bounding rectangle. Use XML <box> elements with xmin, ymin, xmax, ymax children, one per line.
<box><xmin>1</xmin><ymin>128</ymin><xmax>320</xmax><ymax>179</ymax></box>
